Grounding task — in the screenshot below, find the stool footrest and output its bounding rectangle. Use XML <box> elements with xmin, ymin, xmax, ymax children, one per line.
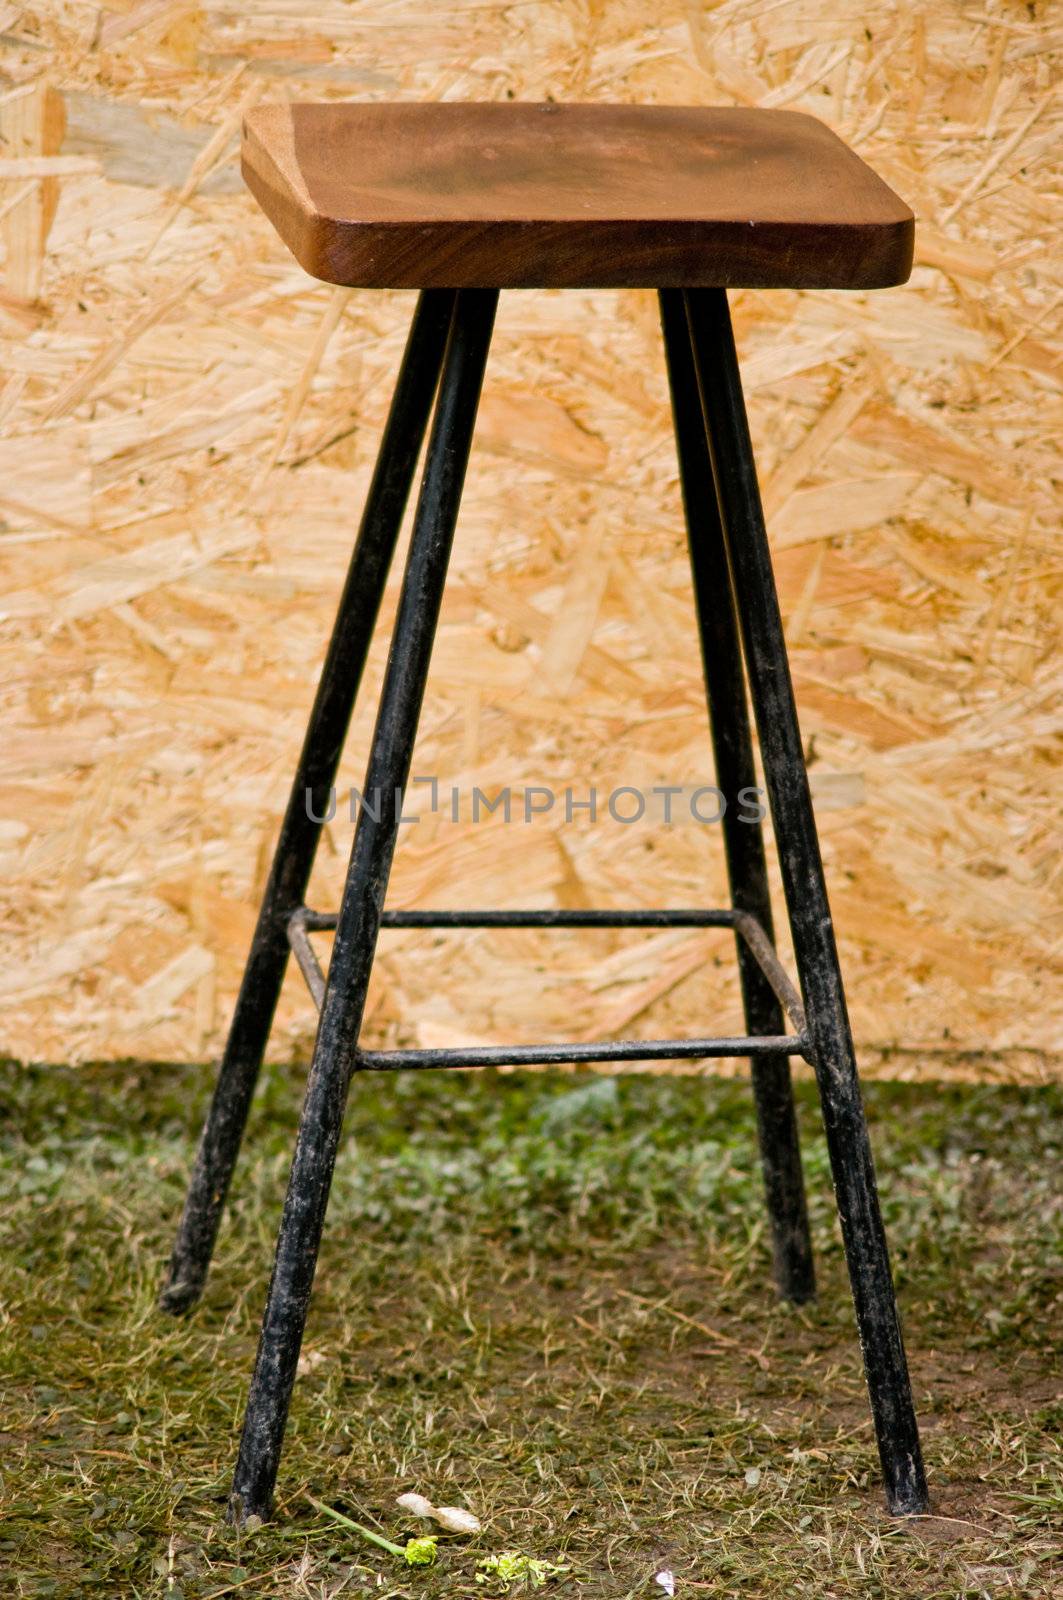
<box><xmin>356</xmin><ymin>1034</ymin><xmax>807</xmax><ymax>1072</ymax></box>
<box><xmin>285</xmin><ymin>903</ymin><xmax>809</xmax><ymax>1062</ymax></box>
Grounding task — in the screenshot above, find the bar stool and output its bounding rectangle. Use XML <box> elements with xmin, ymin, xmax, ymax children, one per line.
<box><xmin>159</xmin><ymin>102</ymin><xmax>928</xmax><ymax>1523</ymax></box>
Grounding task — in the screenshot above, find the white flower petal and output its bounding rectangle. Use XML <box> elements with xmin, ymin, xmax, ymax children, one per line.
<box><xmin>396</xmin><ymin>1492</ymin><xmax>435</xmax><ymax>1519</ymax></box>
<box><xmin>433</xmin><ymin>1505</ymin><xmax>482</xmax><ymax>1534</ymax></box>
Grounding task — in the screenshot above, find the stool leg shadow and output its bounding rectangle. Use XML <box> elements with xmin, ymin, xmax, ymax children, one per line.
<box><xmin>158</xmin><ymin>290</ymin><xmax>456</xmax><ymax>1316</ymax></box>
<box><xmin>660</xmin><ymin>289</ymin><xmax>815</xmax><ymax>1306</ymax></box>
<box><xmin>684</xmin><ymin>287</ymin><xmax>929</xmax><ymax>1516</ymax></box>
<box><xmin>228</xmin><ymin>288</ymin><xmax>499</xmax><ymax>1525</ymax></box>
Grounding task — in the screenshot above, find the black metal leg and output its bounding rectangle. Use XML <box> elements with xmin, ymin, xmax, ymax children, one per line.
<box><xmin>228</xmin><ymin>288</ymin><xmax>498</xmax><ymax>1524</ymax></box>
<box><xmin>159</xmin><ymin>291</ymin><xmax>456</xmax><ymax>1316</ymax></box>
<box><xmin>684</xmin><ymin>288</ymin><xmax>928</xmax><ymax>1515</ymax></box>
<box><xmin>659</xmin><ymin>290</ymin><xmax>815</xmax><ymax>1306</ymax></box>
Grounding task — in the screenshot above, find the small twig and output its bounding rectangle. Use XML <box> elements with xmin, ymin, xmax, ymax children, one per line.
<box><xmin>613</xmin><ymin>1288</ymin><xmax>770</xmax><ymax>1370</ymax></box>
<box><xmin>905</xmin><ymin>1512</ymin><xmax>999</xmax><ymax>1537</ymax></box>
<box><xmin>204</xmin><ymin>1559</ymin><xmax>293</xmax><ymax>1598</ymax></box>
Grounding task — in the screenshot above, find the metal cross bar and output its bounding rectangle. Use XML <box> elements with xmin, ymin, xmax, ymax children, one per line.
<box><xmin>303</xmin><ymin>907</ymin><xmax>738</xmax><ymax>928</ymax></box>
<box><xmin>358</xmin><ymin>1035</ymin><xmax>806</xmax><ymax>1071</ymax></box>
<box><xmin>286</xmin><ymin>903</ymin><xmax>809</xmax><ymax>1049</ymax></box>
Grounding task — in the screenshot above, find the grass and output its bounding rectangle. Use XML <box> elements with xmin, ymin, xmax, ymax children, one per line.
<box><xmin>0</xmin><ymin>1059</ymin><xmax>1060</xmax><ymax>1597</ymax></box>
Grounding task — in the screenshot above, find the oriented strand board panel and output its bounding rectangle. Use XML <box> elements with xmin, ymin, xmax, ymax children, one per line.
<box><xmin>0</xmin><ymin>3</ymin><xmax>1059</xmax><ymax>1083</ymax></box>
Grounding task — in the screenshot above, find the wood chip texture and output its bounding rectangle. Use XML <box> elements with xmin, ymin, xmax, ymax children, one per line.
<box><xmin>0</xmin><ymin>3</ymin><xmax>1059</xmax><ymax>1083</ymax></box>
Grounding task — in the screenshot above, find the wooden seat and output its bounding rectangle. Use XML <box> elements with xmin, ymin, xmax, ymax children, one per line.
<box><xmin>242</xmin><ymin>102</ymin><xmax>913</xmax><ymax>292</ymax></box>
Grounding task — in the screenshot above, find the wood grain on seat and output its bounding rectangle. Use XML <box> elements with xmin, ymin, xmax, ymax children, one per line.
<box><xmin>242</xmin><ymin>102</ymin><xmax>913</xmax><ymax>292</ymax></box>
